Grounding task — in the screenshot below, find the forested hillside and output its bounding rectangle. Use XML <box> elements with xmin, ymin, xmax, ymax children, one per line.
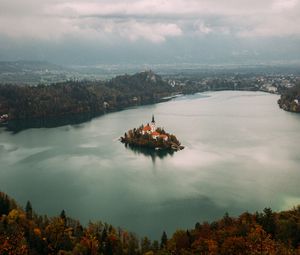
<box><xmin>278</xmin><ymin>83</ymin><xmax>300</xmax><ymax>112</ymax></box>
<box><xmin>1</xmin><ymin>192</ymin><xmax>300</xmax><ymax>254</ymax></box>
<box><xmin>0</xmin><ymin>71</ymin><xmax>175</xmax><ymax>121</ymax></box>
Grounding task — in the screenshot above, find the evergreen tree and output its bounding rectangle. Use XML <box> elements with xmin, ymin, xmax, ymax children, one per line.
<box><xmin>160</xmin><ymin>231</ymin><xmax>168</xmax><ymax>248</ymax></box>
<box><xmin>141</xmin><ymin>236</ymin><xmax>151</xmax><ymax>254</ymax></box>
<box><xmin>0</xmin><ymin>193</ymin><xmax>10</xmax><ymax>215</ymax></box>
<box><xmin>152</xmin><ymin>240</ymin><xmax>159</xmax><ymax>252</ymax></box>
<box><xmin>262</xmin><ymin>207</ymin><xmax>276</xmax><ymax>237</ymax></box>
<box><xmin>25</xmin><ymin>200</ymin><xmax>33</xmax><ymax>220</ymax></box>
<box><xmin>60</xmin><ymin>209</ymin><xmax>67</xmax><ymax>226</ymax></box>
<box><xmin>101</xmin><ymin>227</ymin><xmax>107</xmax><ymax>253</ymax></box>
<box><xmin>223</xmin><ymin>212</ymin><xmax>232</xmax><ymax>226</ymax></box>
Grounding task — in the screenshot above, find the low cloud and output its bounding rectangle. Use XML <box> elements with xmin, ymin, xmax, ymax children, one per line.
<box><xmin>115</xmin><ymin>21</ymin><xmax>182</xmax><ymax>43</ymax></box>
<box><xmin>272</xmin><ymin>0</ymin><xmax>298</xmax><ymax>11</ymax></box>
<box><xmin>0</xmin><ymin>0</ymin><xmax>299</xmax><ymax>42</ymax></box>
<box><xmin>195</xmin><ymin>22</ymin><xmax>213</xmax><ymax>35</ymax></box>
<box><xmin>0</xmin><ymin>0</ymin><xmax>299</xmax><ymax>64</ymax></box>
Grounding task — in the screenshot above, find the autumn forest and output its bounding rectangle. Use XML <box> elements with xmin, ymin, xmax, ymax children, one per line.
<box><xmin>1</xmin><ymin>192</ymin><xmax>300</xmax><ymax>255</ymax></box>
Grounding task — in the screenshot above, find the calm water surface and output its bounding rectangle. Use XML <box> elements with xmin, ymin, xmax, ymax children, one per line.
<box><xmin>1</xmin><ymin>91</ymin><xmax>300</xmax><ymax>239</ymax></box>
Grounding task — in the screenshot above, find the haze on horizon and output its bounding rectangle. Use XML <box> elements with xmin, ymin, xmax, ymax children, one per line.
<box><xmin>0</xmin><ymin>0</ymin><xmax>300</xmax><ymax>66</ymax></box>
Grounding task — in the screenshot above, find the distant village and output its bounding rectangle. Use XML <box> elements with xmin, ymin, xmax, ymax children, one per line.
<box><xmin>166</xmin><ymin>73</ymin><xmax>299</xmax><ymax>94</ymax></box>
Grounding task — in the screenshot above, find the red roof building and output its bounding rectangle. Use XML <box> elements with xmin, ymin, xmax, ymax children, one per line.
<box><xmin>151</xmin><ymin>131</ymin><xmax>160</xmax><ymax>136</ymax></box>
<box><xmin>142</xmin><ymin>124</ymin><xmax>152</xmax><ymax>134</ymax></box>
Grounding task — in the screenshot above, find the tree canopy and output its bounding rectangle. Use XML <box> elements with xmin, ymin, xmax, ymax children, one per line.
<box><xmin>1</xmin><ymin>191</ymin><xmax>300</xmax><ymax>254</ymax></box>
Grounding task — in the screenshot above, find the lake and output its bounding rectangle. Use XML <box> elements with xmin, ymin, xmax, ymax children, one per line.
<box><xmin>1</xmin><ymin>91</ymin><xmax>300</xmax><ymax>239</ymax></box>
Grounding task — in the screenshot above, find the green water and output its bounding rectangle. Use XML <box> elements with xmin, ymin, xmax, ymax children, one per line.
<box><xmin>1</xmin><ymin>91</ymin><xmax>300</xmax><ymax>239</ymax></box>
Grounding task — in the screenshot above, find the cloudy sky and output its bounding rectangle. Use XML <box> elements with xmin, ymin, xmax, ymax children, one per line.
<box><xmin>0</xmin><ymin>0</ymin><xmax>300</xmax><ymax>65</ymax></box>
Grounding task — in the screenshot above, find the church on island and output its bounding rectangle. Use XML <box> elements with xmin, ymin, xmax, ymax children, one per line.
<box><xmin>141</xmin><ymin>115</ymin><xmax>168</xmax><ymax>141</ymax></box>
<box><xmin>120</xmin><ymin>115</ymin><xmax>184</xmax><ymax>151</ymax></box>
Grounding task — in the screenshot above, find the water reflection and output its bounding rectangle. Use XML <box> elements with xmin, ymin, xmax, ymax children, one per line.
<box><xmin>124</xmin><ymin>143</ymin><xmax>174</xmax><ymax>162</ymax></box>
<box><xmin>4</xmin><ymin>113</ymin><xmax>97</xmax><ymax>133</ymax></box>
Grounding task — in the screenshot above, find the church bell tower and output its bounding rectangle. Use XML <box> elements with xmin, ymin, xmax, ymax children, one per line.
<box><xmin>150</xmin><ymin>115</ymin><xmax>156</xmax><ymax>132</ymax></box>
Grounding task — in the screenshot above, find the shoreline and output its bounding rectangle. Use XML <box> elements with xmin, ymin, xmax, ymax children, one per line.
<box><xmin>1</xmin><ymin>89</ymin><xmax>283</xmax><ymax>132</ymax></box>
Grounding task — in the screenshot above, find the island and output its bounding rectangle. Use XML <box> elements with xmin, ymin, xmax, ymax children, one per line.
<box><xmin>120</xmin><ymin>115</ymin><xmax>184</xmax><ymax>151</ymax></box>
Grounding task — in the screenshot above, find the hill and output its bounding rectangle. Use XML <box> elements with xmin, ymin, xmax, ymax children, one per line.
<box><xmin>0</xmin><ymin>71</ymin><xmax>174</xmax><ymax>124</ymax></box>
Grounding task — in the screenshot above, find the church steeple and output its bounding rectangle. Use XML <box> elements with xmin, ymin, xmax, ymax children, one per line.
<box><xmin>150</xmin><ymin>115</ymin><xmax>156</xmax><ymax>132</ymax></box>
